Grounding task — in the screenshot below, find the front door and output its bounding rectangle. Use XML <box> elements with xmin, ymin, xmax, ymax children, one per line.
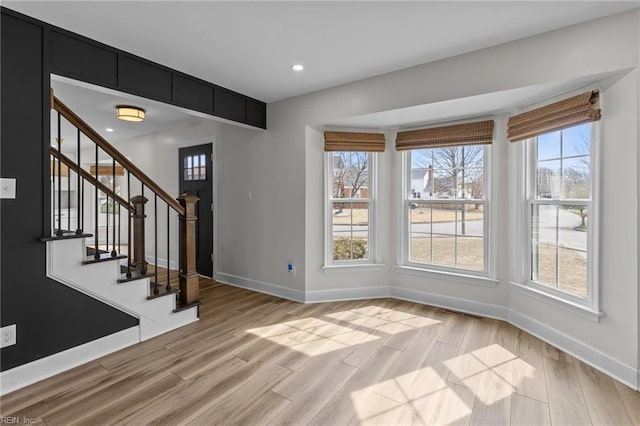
<box><xmin>178</xmin><ymin>143</ymin><xmax>213</xmax><ymax>277</ymax></box>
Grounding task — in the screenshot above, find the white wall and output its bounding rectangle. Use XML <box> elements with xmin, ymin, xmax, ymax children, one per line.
<box><xmin>213</xmin><ymin>10</ymin><xmax>639</xmax><ymax>387</ymax></box>
<box><xmin>110</xmin><ymin>119</ymin><xmax>227</xmax><ymax>268</ymax></box>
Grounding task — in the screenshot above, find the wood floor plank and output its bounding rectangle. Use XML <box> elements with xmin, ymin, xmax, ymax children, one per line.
<box><xmin>272</xmin><ymin>352</ymin><xmax>347</xmax><ymax>401</ymax></box>
<box><xmin>613</xmin><ymin>380</ymin><xmax>640</xmax><ymax>425</ymax></box>
<box><xmin>574</xmin><ymin>360</ymin><xmax>633</xmax><ymax>426</ymax></box>
<box><xmin>0</xmin><ymin>361</ymin><xmax>109</xmax><ymax>416</ymax></box>
<box><xmin>269</xmin><ymin>361</ymin><xmax>357</xmax><ymax>425</ymax></box>
<box><xmin>510</xmin><ymin>393</ymin><xmax>550</xmax><ymax>426</ymax></box>
<box><xmin>543</xmin><ymin>357</ymin><xmax>591</xmax><ymax>426</ymax></box>
<box><xmin>469</xmin><ymin>368</ymin><xmax>513</xmax><ymax>426</ymax></box>
<box><xmin>372</xmin><ymin>340</ymin><xmax>458</xmax><ymax>406</ymax></box>
<box><xmin>424</xmin><ymin>382</ymin><xmax>476</xmax><ymax>426</ymax></box>
<box><xmin>512</xmin><ymin>329</ymin><xmax>547</xmax><ymax>402</ymax></box>
<box><xmin>541</xmin><ymin>340</ymin><xmax>573</xmax><ymax>364</ymax></box>
<box><xmin>186</xmin><ymin>363</ymin><xmax>292</xmax><ymax>425</ymax></box>
<box><xmin>73</xmin><ymin>372</ymin><xmax>184</xmax><ymax>426</ymax></box>
<box><xmin>308</xmin><ymin>345</ymin><xmax>401</xmax><ymax>426</ymax></box>
<box><xmin>437</xmin><ymin>312</ymin><xmax>471</xmax><ymax>347</ymax></box>
<box><xmin>447</xmin><ymin>317</ymin><xmax>492</xmax><ymax>391</ymax></box>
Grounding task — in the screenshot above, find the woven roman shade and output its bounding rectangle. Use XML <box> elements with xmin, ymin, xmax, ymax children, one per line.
<box><xmin>395</xmin><ymin>120</ymin><xmax>494</xmax><ymax>151</ymax></box>
<box><xmin>90</xmin><ymin>165</ymin><xmax>125</xmax><ymax>176</ymax></box>
<box><xmin>324</xmin><ymin>131</ymin><xmax>386</xmax><ymax>152</ymax></box>
<box><xmin>507</xmin><ymin>91</ymin><xmax>601</xmax><ymax>142</ymax></box>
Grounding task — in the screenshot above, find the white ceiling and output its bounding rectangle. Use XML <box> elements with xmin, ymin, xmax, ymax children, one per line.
<box><xmin>51</xmin><ymin>76</ymin><xmax>203</xmax><ymax>144</ymax></box>
<box><xmin>6</xmin><ymin>1</ymin><xmax>639</xmax><ymax>103</ymax></box>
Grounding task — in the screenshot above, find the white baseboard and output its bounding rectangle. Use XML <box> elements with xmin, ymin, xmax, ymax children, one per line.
<box><xmin>214</xmin><ymin>272</ymin><xmax>305</xmax><ymax>303</ymax></box>
<box><xmin>305</xmin><ymin>285</ymin><xmax>391</xmax><ymax>303</ymax></box>
<box><xmin>508</xmin><ymin>309</ymin><xmax>639</xmax><ymax>390</ymax></box>
<box><xmin>391</xmin><ymin>286</ymin><xmax>509</xmax><ymax>320</ymax></box>
<box><xmin>0</xmin><ymin>327</ymin><xmax>140</xmax><ymax>395</ymax></box>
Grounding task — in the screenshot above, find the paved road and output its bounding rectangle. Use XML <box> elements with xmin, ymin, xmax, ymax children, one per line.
<box><xmin>333</xmin><ymin>208</ymin><xmax>586</xmax><ymax>251</ymax></box>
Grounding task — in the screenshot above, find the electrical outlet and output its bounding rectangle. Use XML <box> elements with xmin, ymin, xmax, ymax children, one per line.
<box><xmin>287</xmin><ymin>262</ymin><xmax>295</xmax><ymax>276</ymax></box>
<box><xmin>1</xmin><ymin>324</ymin><xmax>16</xmax><ymax>348</ymax></box>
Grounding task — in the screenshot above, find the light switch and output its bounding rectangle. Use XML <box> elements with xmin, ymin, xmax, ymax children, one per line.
<box><xmin>0</xmin><ymin>178</ymin><xmax>16</xmax><ymax>199</ymax></box>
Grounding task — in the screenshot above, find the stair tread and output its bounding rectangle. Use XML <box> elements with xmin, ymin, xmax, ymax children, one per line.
<box><xmin>174</xmin><ymin>300</ymin><xmax>200</xmax><ymax>313</ymax></box>
<box><xmin>82</xmin><ymin>253</ymin><xmax>127</xmax><ymax>265</ymax></box>
<box><xmin>41</xmin><ymin>232</ymin><xmax>93</xmax><ymax>242</ymax></box>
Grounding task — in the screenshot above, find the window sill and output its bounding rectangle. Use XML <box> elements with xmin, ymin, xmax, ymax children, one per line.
<box><xmin>395</xmin><ymin>265</ymin><xmax>499</xmax><ymax>287</ymax></box>
<box><xmin>322</xmin><ymin>263</ymin><xmax>385</xmax><ymax>274</ymax></box>
<box><xmin>509</xmin><ymin>281</ymin><xmax>604</xmax><ymax>322</ymax></box>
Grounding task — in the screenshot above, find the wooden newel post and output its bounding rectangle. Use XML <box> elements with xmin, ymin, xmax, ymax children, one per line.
<box><xmin>178</xmin><ymin>193</ymin><xmax>199</xmax><ymax>305</ymax></box>
<box><xmin>131</xmin><ymin>195</ymin><xmax>148</xmax><ymax>275</ymax></box>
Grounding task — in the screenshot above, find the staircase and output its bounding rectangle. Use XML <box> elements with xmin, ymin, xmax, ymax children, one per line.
<box><xmin>46</xmin><ymin>91</ymin><xmax>200</xmax><ymax>341</ymax></box>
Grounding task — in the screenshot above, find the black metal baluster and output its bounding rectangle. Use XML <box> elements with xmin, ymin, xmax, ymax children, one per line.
<box><xmin>111</xmin><ymin>158</ymin><xmax>117</xmax><ymax>257</ymax></box>
<box><xmin>118</xmin><ymin>201</ymin><xmax>121</xmax><ymax>256</ymax></box>
<box><xmin>67</xmin><ymin>160</ymin><xmax>71</xmax><ymax>233</ymax></box>
<box><xmin>56</xmin><ymin>112</ymin><xmax>62</xmax><ymax>236</ymax></box>
<box><xmin>76</xmin><ymin>128</ymin><xmax>82</xmax><ymax>234</ymax></box>
<box><xmin>81</xmin><ymin>178</ymin><xmax>85</xmax><ymax>233</ymax></box>
<box><xmin>153</xmin><ymin>194</ymin><xmax>159</xmax><ymax>295</ymax></box>
<box><xmin>166</xmin><ymin>203</ymin><xmax>171</xmax><ymax>292</ymax></box>
<box><xmin>126</xmin><ymin>170</ymin><xmax>132</xmax><ymax>278</ymax></box>
<box><xmin>106</xmin><ymin>194</ymin><xmax>109</xmax><ymax>254</ymax></box>
<box><xmin>94</xmin><ymin>144</ymin><xmax>99</xmax><ymax>259</ymax></box>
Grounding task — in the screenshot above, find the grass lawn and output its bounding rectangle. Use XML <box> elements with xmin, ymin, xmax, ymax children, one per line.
<box><xmin>410</xmin><ymin>238</ymin><xmax>586</xmax><ymax>297</ymax></box>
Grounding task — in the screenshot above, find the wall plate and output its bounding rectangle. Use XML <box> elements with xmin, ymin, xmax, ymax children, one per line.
<box><xmin>0</xmin><ymin>178</ymin><xmax>16</xmax><ymax>199</ymax></box>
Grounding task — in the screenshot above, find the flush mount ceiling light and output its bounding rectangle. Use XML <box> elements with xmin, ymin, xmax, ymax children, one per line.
<box><xmin>105</xmin><ymin>128</ymin><xmax>114</xmax><ymax>132</ymax></box>
<box><xmin>291</xmin><ymin>64</ymin><xmax>304</xmax><ymax>72</ymax></box>
<box><xmin>116</xmin><ymin>105</ymin><xmax>145</xmax><ymax>122</ymax></box>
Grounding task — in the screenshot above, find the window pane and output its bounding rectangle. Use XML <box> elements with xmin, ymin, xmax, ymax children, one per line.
<box><xmin>558</xmin><ymin>205</ymin><xmax>587</xmax><ymax>296</ymax></box>
<box><xmin>456</xmin><ymin>237</ymin><xmax>484</xmax><ymax>271</ymax></box>
<box><xmin>563</xmin><ymin>156</ymin><xmax>590</xmax><ymax>199</ymax></box>
<box><xmin>332</xmin><ymin>202</ymin><xmax>369</xmax><ymax>261</ymax></box>
<box><xmin>562</xmin><ymin>123</ymin><xmax>590</xmax><ymax>158</ymax></box>
<box><xmin>431</xmin><ymin>234</ymin><xmax>456</xmax><ymax>268</ymax></box>
<box><xmin>407</xmin><ymin>146</ymin><xmax>485</xmax><ymax>272</ymax></box>
<box><xmin>193</xmin><ymin>155</ymin><xmax>199</xmax><ymax>168</ymax></box>
<box><xmin>531</xmin><ymin>204</ymin><xmax>557</xmax><ymax>286</ymax></box>
<box><xmin>462</xmin><ymin>167</ymin><xmax>484</xmax><ymax>199</ymax></box>
<box><xmin>332</xmin><ymin>152</ymin><xmax>369</xmax><ymax>199</ymax></box>
<box><xmin>558</xmin><ymin>247</ymin><xmax>587</xmax><ymax>297</ymax></box>
<box><xmin>409</xmin><ymin>202</ymin><xmax>432</xmax><ymax>264</ymax></box>
<box><xmin>537</xmin><ymin>159</ymin><xmax>561</xmax><ymax>199</ymax></box>
<box><xmin>187</xmin><ymin>156</ymin><xmax>192</xmax><ymax>169</ymax></box>
<box><xmin>537</xmin><ymin>131</ymin><xmax>561</xmax><ymax>160</ymax></box>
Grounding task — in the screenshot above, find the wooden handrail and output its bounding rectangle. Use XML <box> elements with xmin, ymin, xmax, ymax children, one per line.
<box><xmin>52</xmin><ymin>96</ymin><xmax>185</xmax><ymax>216</ymax></box>
<box><xmin>51</xmin><ymin>147</ymin><xmax>134</xmax><ymax>213</ymax></box>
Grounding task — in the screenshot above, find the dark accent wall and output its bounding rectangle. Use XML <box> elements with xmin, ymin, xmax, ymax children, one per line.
<box><xmin>1</xmin><ymin>12</ymin><xmax>139</xmax><ymax>372</ymax></box>
<box><xmin>46</xmin><ymin>12</ymin><xmax>266</xmax><ymax>128</ymax></box>
<box><xmin>1</xmin><ymin>6</ymin><xmax>267</xmax><ymax>371</ymax></box>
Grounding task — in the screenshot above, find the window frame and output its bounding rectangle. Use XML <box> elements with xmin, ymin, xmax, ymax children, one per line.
<box><xmin>324</xmin><ymin>150</ymin><xmax>378</xmax><ymax>267</ymax></box>
<box><xmin>523</xmin><ymin>122</ymin><xmax>600</xmax><ymax>312</ymax></box>
<box><xmin>400</xmin><ymin>144</ymin><xmax>492</xmax><ymax>278</ymax></box>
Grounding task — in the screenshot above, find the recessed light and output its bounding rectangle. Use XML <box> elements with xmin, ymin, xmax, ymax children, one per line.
<box><xmin>105</xmin><ymin>128</ymin><xmax>114</xmax><ymax>132</ymax></box>
<box><xmin>291</xmin><ymin>64</ymin><xmax>304</xmax><ymax>72</ymax></box>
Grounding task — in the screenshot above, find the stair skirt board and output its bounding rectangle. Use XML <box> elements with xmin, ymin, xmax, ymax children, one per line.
<box><xmin>45</xmin><ymin>238</ymin><xmax>198</xmax><ymax>342</ymax></box>
<box><xmin>0</xmin><ymin>327</ymin><xmax>139</xmax><ymax>395</ymax></box>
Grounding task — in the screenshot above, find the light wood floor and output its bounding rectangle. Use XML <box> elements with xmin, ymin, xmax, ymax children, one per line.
<box><xmin>2</xmin><ymin>278</ymin><xmax>639</xmax><ymax>425</ymax></box>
